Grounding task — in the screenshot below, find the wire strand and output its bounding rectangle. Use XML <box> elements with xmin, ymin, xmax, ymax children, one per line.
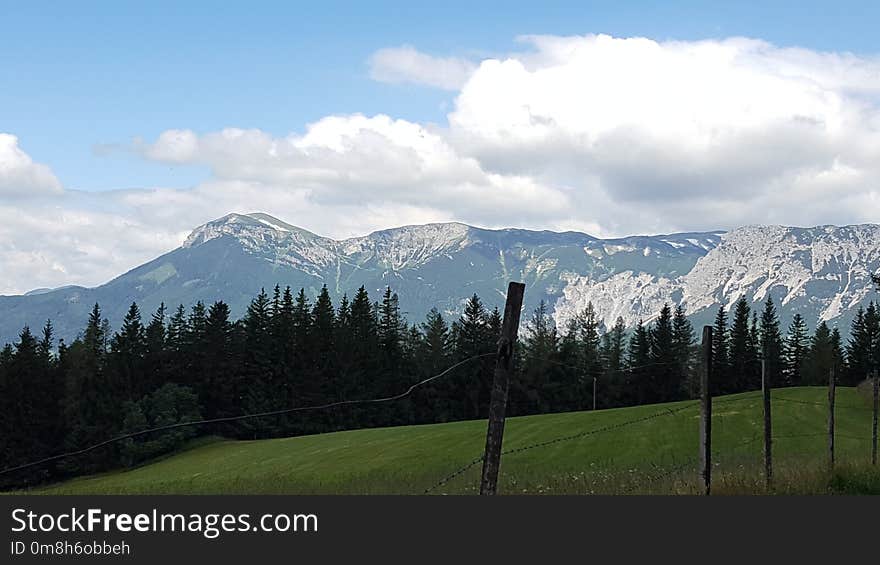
<box><xmin>0</xmin><ymin>352</ymin><xmax>496</xmax><ymax>477</ymax></box>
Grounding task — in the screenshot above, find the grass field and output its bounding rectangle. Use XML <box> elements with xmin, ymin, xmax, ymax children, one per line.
<box><xmin>26</xmin><ymin>386</ymin><xmax>880</xmax><ymax>495</ymax></box>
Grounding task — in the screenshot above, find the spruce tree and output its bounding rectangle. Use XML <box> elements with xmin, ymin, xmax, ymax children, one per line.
<box><xmin>600</xmin><ymin>316</ymin><xmax>628</xmax><ymax>406</ymax></box>
<box><xmin>672</xmin><ymin>305</ymin><xmax>695</xmax><ymax>389</ymax></box>
<box><xmin>846</xmin><ymin>306</ymin><xmax>874</xmax><ymax>383</ymax></box>
<box><xmin>628</xmin><ymin>320</ymin><xmax>652</xmax><ymax>404</ymax></box>
<box><xmin>203</xmin><ymin>301</ymin><xmax>234</xmax><ymax>420</ymax></box>
<box><xmin>311</xmin><ymin>286</ymin><xmax>338</xmax><ymax>426</ymax></box>
<box><xmin>711</xmin><ymin>305</ymin><xmax>730</xmax><ymax>393</ymax></box>
<box><xmin>576</xmin><ymin>303</ymin><xmax>603</xmax><ymax>408</ymax></box>
<box><xmin>650</xmin><ymin>304</ymin><xmax>679</xmax><ymax>402</ymax></box>
<box><xmin>241</xmin><ymin>289</ymin><xmax>276</xmax><ymax>437</ymax></box>
<box><xmin>759</xmin><ymin>297</ymin><xmax>784</xmax><ymax>387</ymax></box>
<box><xmin>728</xmin><ymin>297</ymin><xmax>756</xmax><ymax>392</ymax></box>
<box><xmin>783</xmin><ymin>313</ymin><xmax>808</xmax><ymax>386</ymax></box>
<box><xmin>144</xmin><ymin>304</ymin><xmax>167</xmax><ymax>393</ymax></box>
<box><xmin>517</xmin><ymin>301</ymin><xmax>559</xmax><ymax>415</ymax></box>
<box><xmin>111</xmin><ymin>302</ymin><xmax>147</xmax><ymax>400</ymax></box>
<box><xmin>454</xmin><ymin>294</ymin><xmax>492</xmax><ymax>419</ymax></box>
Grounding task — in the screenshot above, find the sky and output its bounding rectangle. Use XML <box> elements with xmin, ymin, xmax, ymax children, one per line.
<box><xmin>2</xmin><ymin>1</ymin><xmax>880</xmax><ymax>294</ymax></box>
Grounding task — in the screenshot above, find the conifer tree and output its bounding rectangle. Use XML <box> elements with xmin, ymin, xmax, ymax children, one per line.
<box><xmin>311</xmin><ymin>286</ymin><xmax>338</xmax><ymax>426</ymax></box>
<box><xmin>517</xmin><ymin>301</ymin><xmax>559</xmax><ymax>415</ymax></box>
<box><xmin>672</xmin><ymin>305</ymin><xmax>695</xmax><ymax>384</ymax></box>
<box><xmin>241</xmin><ymin>289</ymin><xmax>277</xmax><ymax>437</ymax></box>
<box><xmin>601</xmin><ymin>316</ymin><xmax>628</xmax><ymax>406</ymax></box>
<box><xmin>650</xmin><ymin>304</ymin><xmax>679</xmax><ymax>402</ymax></box>
<box><xmin>202</xmin><ymin>301</ymin><xmax>234</xmax><ymax>420</ymax></box>
<box><xmin>783</xmin><ymin>313</ymin><xmax>808</xmax><ymax>386</ymax></box>
<box><xmin>576</xmin><ymin>303</ymin><xmax>603</xmax><ymax>408</ymax></box>
<box><xmin>711</xmin><ymin>305</ymin><xmax>730</xmax><ymax>393</ymax></box>
<box><xmin>846</xmin><ymin>305</ymin><xmax>875</xmax><ymax>383</ymax></box>
<box><xmin>628</xmin><ymin>320</ymin><xmax>652</xmax><ymax>404</ymax></box>
<box><xmin>759</xmin><ymin>297</ymin><xmax>784</xmax><ymax>387</ymax></box>
<box><xmin>144</xmin><ymin>304</ymin><xmax>167</xmax><ymax>393</ymax></box>
<box><xmin>728</xmin><ymin>298</ymin><xmax>757</xmax><ymax>392</ymax></box>
<box><xmin>454</xmin><ymin>294</ymin><xmax>492</xmax><ymax>419</ymax></box>
<box><xmin>110</xmin><ymin>302</ymin><xmax>147</xmax><ymax>401</ymax></box>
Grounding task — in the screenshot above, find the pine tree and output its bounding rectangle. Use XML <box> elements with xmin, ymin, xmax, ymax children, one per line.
<box><xmin>846</xmin><ymin>305</ymin><xmax>874</xmax><ymax>383</ymax></box>
<box><xmin>728</xmin><ymin>297</ymin><xmax>757</xmax><ymax>392</ymax></box>
<box><xmin>628</xmin><ymin>320</ymin><xmax>652</xmax><ymax>404</ymax></box>
<box><xmin>804</xmin><ymin>321</ymin><xmax>835</xmax><ymax>386</ymax></box>
<box><xmin>165</xmin><ymin>304</ymin><xmax>189</xmax><ymax>385</ymax></box>
<box><xmin>517</xmin><ymin>301</ymin><xmax>559</xmax><ymax>415</ymax></box>
<box><xmin>241</xmin><ymin>289</ymin><xmax>277</xmax><ymax>437</ymax></box>
<box><xmin>347</xmin><ymin>286</ymin><xmax>377</xmax><ymax>409</ymax></box>
<box><xmin>600</xmin><ymin>316</ymin><xmax>628</xmax><ymax>407</ymax></box>
<box><xmin>10</xmin><ymin>328</ymin><xmax>42</xmax><ymax>467</ymax></box>
<box><xmin>203</xmin><ymin>301</ymin><xmax>235</xmax><ymax>420</ymax></box>
<box><xmin>651</xmin><ymin>304</ymin><xmax>679</xmax><ymax>402</ymax></box>
<box><xmin>759</xmin><ymin>297</ymin><xmax>784</xmax><ymax>387</ymax></box>
<box><xmin>672</xmin><ymin>305</ymin><xmax>695</xmax><ymax>386</ymax></box>
<box><xmin>576</xmin><ymin>303</ymin><xmax>603</xmax><ymax>409</ymax></box>
<box><xmin>711</xmin><ymin>305</ymin><xmax>730</xmax><ymax>394</ymax></box>
<box><xmin>783</xmin><ymin>313</ymin><xmax>808</xmax><ymax>386</ymax></box>
<box><xmin>144</xmin><ymin>303</ymin><xmax>167</xmax><ymax>393</ymax></box>
<box><xmin>183</xmin><ymin>301</ymin><xmax>208</xmax><ymax>390</ymax></box>
<box><xmin>64</xmin><ymin>304</ymin><xmax>117</xmax><ymax>472</ymax></box>
<box><xmin>311</xmin><ymin>285</ymin><xmax>338</xmax><ymax>427</ymax></box>
<box><xmin>454</xmin><ymin>294</ymin><xmax>492</xmax><ymax>419</ymax></box>
<box><xmin>111</xmin><ymin>302</ymin><xmax>147</xmax><ymax>400</ymax></box>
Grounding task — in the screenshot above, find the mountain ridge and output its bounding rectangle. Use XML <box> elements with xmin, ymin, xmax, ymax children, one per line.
<box><xmin>2</xmin><ymin>212</ymin><xmax>878</xmax><ymax>347</ymax></box>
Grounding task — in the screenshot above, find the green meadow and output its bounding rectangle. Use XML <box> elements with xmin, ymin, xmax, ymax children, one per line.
<box><xmin>26</xmin><ymin>386</ymin><xmax>879</xmax><ymax>495</ymax></box>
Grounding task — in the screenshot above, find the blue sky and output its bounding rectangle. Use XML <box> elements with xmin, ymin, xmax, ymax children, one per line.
<box><xmin>3</xmin><ymin>0</ymin><xmax>880</xmax><ymax>191</ymax></box>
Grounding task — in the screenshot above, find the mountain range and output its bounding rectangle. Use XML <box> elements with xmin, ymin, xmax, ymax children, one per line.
<box><xmin>2</xmin><ymin>212</ymin><xmax>879</xmax><ymax>346</ymax></box>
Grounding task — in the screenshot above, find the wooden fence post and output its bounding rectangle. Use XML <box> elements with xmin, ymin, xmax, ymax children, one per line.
<box><xmin>593</xmin><ymin>377</ymin><xmax>598</xmax><ymax>411</ymax></box>
<box><xmin>700</xmin><ymin>325</ymin><xmax>713</xmax><ymax>496</ymax></box>
<box><xmin>828</xmin><ymin>365</ymin><xmax>836</xmax><ymax>471</ymax></box>
<box><xmin>479</xmin><ymin>281</ymin><xmax>526</xmax><ymax>495</ymax></box>
<box><xmin>872</xmin><ymin>371</ymin><xmax>878</xmax><ymax>466</ymax></box>
<box><xmin>762</xmin><ymin>359</ymin><xmax>772</xmax><ymax>489</ymax></box>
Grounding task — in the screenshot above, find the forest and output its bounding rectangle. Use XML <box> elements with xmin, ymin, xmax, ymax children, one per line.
<box><xmin>1</xmin><ymin>282</ymin><xmax>876</xmax><ymax>487</ymax></box>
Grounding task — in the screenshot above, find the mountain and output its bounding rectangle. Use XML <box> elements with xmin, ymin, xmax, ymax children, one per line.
<box><xmin>1</xmin><ymin>213</ymin><xmax>877</xmax><ymax>346</ymax></box>
<box><xmin>555</xmin><ymin>224</ymin><xmax>880</xmax><ymax>333</ymax></box>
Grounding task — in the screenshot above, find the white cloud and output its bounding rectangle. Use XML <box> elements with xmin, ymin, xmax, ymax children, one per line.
<box><xmin>368</xmin><ymin>45</ymin><xmax>476</xmax><ymax>90</ymax></box>
<box><xmin>0</xmin><ymin>134</ymin><xmax>63</xmax><ymax>197</ymax></box>
<box><xmin>6</xmin><ymin>33</ymin><xmax>880</xmax><ymax>294</ymax></box>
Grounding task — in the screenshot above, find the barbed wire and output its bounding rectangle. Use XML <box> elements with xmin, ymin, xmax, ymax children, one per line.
<box><xmin>423</xmin><ymin>455</ymin><xmax>484</xmax><ymax>494</ymax></box>
<box><xmin>772</xmin><ymin>394</ymin><xmax>872</xmax><ymax>411</ymax></box>
<box><xmin>499</xmin><ymin>402</ymin><xmax>700</xmax><ymax>458</ymax></box>
<box><xmin>0</xmin><ymin>352</ymin><xmax>496</xmax><ymax>477</ymax></box>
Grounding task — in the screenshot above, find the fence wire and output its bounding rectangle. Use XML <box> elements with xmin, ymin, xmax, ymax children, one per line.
<box><xmin>0</xmin><ymin>352</ymin><xmax>496</xmax><ymax>477</ymax></box>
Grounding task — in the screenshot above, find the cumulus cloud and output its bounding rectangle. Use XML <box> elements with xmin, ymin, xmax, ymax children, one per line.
<box><xmin>141</xmin><ymin>114</ymin><xmax>571</xmax><ymax>224</ymax></box>
<box><xmin>368</xmin><ymin>45</ymin><xmax>477</xmax><ymax>90</ymax></box>
<box><xmin>6</xmin><ymin>33</ymin><xmax>880</xmax><ymax>294</ymax></box>
<box><xmin>0</xmin><ymin>134</ymin><xmax>63</xmax><ymax>197</ymax></box>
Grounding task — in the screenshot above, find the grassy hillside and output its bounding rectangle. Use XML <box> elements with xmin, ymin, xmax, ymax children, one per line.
<box><xmin>30</xmin><ymin>387</ymin><xmax>880</xmax><ymax>495</ymax></box>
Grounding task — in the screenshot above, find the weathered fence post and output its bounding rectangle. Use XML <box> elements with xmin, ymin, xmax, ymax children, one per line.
<box><xmin>828</xmin><ymin>365</ymin><xmax>836</xmax><ymax>471</ymax></box>
<box><xmin>593</xmin><ymin>377</ymin><xmax>598</xmax><ymax>411</ymax></box>
<box><xmin>872</xmin><ymin>370</ymin><xmax>878</xmax><ymax>466</ymax></box>
<box><xmin>700</xmin><ymin>325</ymin><xmax>713</xmax><ymax>496</ymax></box>
<box><xmin>479</xmin><ymin>281</ymin><xmax>526</xmax><ymax>496</ymax></box>
<box><xmin>762</xmin><ymin>359</ymin><xmax>772</xmax><ymax>489</ymax></box>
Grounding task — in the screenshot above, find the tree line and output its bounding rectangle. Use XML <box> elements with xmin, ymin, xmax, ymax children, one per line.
<box><xmin>0</xmin><ymin>284</ymin><xmax>876</xmax><ymax>487</ymax></box>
